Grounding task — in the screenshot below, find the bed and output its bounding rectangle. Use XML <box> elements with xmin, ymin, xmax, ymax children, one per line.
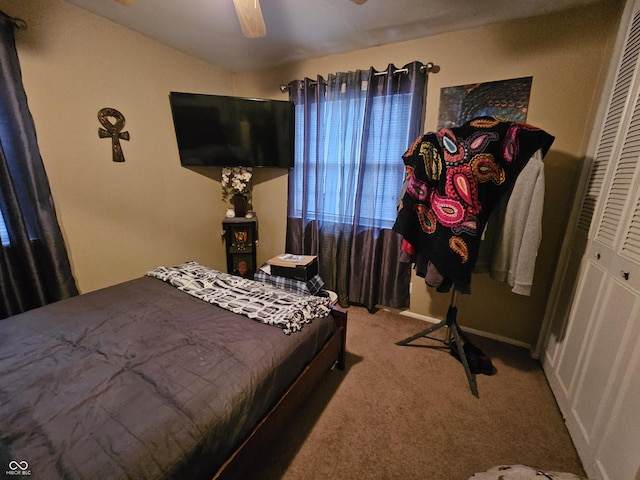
<box><xmin>0</xmin><ymin>262</ymin><xmax>347</xmax><ymax>480</ymax></box>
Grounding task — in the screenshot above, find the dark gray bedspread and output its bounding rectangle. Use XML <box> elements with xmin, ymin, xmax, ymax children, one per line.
<box><xmin>0</xmin><ymin>276</ymin><xmax>336</xmax><ymax>479</ymax></box>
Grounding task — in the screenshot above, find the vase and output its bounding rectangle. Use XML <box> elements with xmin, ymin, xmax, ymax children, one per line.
<box><xmin>232</xmin><ymin>194</ymin><xmax>248</xmax><ymax>217</ymax></box>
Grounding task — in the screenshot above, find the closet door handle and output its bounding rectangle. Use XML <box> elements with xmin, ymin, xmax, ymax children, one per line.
<box><xmin>621</xmin><ymin>271</ymin><xmax>630</xmax><ymax>281</ymax></box>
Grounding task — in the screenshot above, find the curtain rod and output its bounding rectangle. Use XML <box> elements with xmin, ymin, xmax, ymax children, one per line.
<box><xmin>279</xmin><ymin>61</ymin><xmax>439</xmax><ymax>93</ymax></box>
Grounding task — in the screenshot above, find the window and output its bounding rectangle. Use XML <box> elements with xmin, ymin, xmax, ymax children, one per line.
<box><xmin>0</xmin><ymin>211</ymin><xmax>7</xmax><ymax>246</ymax></box>
<box><xmin>0</xmin><ymin>115</ymin><xmax>40</xmax><ymax>247</ymax></box>
<box><xmin>290</xmin><ymin>92</ymin><xmax>412</xmax><ymax>229</ymax></box>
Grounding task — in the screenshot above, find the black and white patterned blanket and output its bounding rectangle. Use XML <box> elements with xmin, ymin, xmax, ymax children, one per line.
<box><xmin>146</xmin><ymin>261</ymin><xmax>333</xmax><ymax>334</ymax></box>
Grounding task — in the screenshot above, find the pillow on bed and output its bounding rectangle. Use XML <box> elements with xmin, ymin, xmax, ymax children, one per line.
<box><xmin>254</xmin><ymin>267</ymin><xmax>325</xmax><ymax>295</ymax></box>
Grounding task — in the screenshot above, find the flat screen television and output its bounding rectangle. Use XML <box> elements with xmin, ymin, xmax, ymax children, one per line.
<box><xmin>168</xmin><ymin>91</ymin><xmax>295</xmax><ymax>168</ymax></box>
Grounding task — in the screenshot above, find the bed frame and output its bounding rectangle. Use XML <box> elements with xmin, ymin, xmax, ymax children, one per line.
<box><xmin>213</xmin><ymin>306</ymin><xmax>348</xmax><ymax>480</ymax></box>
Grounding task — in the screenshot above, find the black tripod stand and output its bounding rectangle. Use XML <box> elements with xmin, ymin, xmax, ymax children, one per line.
<box><xmin>396</xmin><ymin>289</ymin><xmax>479</xmax><ymax>398</ymax></box>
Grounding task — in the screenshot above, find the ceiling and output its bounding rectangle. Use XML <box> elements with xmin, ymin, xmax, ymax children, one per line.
<box><xmin>65</xmin><ymin>0</ymin><xmax>604</xmax><ymax>73</ymax></box>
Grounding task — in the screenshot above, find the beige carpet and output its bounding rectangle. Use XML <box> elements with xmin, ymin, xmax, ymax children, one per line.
<box><xmin>254</xmin><ymin>307</ymin><xmax>586</xmax><ymax>480</ymax></box>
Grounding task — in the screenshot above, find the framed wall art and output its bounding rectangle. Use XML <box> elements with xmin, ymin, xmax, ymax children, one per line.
<box><xmin>437</xmin><ymin>76</ymin><xmax>532</xmax><ymax>129</ymax></box>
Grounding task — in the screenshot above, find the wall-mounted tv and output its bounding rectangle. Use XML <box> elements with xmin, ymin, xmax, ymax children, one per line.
<box><xmin>169</xmin><ymin>91</ymin><xmax>295</xmax><ymax>168</ymax></box>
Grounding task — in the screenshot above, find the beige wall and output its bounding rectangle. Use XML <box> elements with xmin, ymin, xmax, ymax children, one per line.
<box><xmin>0</xmin><ymin>0</ymin><xmax>238</xmax><ymax>293</ymax></box>
<box><xmin>235</xmin><ymin>1</ymin><xmax>623</xmax><ymax>348</ymax></box>
<box><xmin>1</xmin><ymin>0</ymin><xmax>622</xmax><ymax>347</ymax></box>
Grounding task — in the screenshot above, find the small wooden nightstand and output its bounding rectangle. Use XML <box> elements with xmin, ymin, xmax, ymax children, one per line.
<box><xmin>222</xmin><ymin>217</ymin><xmax>258</xmax><ymax>278</ymax></box>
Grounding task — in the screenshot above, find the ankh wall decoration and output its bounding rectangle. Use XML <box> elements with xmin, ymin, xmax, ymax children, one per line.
<box><xmin>98</xmin><ymin>107</ymin><xmax>130</xmax><ymax>162</ymax></box>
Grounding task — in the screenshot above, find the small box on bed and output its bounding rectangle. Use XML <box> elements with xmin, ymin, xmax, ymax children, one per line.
<box><xmin>268</xmin><ymin>254</ymin><xmax>318</xmax><ymax>282</ymax></box>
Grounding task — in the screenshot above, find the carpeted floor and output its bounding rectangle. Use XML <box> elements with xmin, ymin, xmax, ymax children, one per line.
<box><xmin>253</xmin><ymin>307</ymin><xmax>586</xmax><ymax>480</ymax></box>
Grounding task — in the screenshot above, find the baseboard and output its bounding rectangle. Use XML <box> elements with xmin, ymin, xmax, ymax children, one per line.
<box><xmin>394</xmin><ymin>309</ymin><xmax>535</xmax><ymax>357</ymax></box>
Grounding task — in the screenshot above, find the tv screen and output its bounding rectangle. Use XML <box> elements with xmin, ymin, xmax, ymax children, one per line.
<box><xmin>169</xmin><ymin>92</ymin><xmax>295</xmax><ymax>168</ymax></box>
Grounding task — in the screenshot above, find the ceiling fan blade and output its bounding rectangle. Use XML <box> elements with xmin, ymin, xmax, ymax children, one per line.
<box><xmin>232</xmin><ymin>0</ymin><xmax>267</xmax><ymax>39</ymax></box>
<box><xmin>350</xmin><ymin>0</ymin><xmax>368</xmax><ymax>4</ymax></box>
<box><xmin>113</xmin><ymin>0</ymin><xmax>137</xmax><ymax>5</ymax></box>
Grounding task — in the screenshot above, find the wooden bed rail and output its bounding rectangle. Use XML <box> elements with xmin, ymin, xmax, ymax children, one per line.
<box><xmin>212</xmin><ymin>306</ymin><xmax>348</xmax><ymax>480</ymax></box>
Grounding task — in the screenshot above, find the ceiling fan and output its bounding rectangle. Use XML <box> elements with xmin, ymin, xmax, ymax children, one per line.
<box><xmin>232</xmin><ymin>0</ymin><xmax>368</xmax><ymax>39</ymax></box>
<box><xmin>112</xmin><ymin>0</ymin><xmax>368</xmax><ymax>39</ymax></box>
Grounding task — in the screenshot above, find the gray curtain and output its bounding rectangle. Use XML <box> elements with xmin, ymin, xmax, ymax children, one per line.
<box><xmin>0</xmin><ymin>11</ymin><xmax>78</xmax><ymax>319</ymax></box>
<box><xmin>286</xmin><ymin>61</ymin><xmax>427</xmax><ymax>311</ymax></box>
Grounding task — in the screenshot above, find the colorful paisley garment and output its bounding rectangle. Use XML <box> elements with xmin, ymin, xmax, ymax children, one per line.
<box><xmin>406</xmin><ymin>173</ymin><xmax>430</xmax><ymax>201</ymax></box>
<box><xmin>445</xmin><ymin>165</ymin><xmax>481</xmax><ymax>216</ymax></box>
<box><xmin>419</xmin><ymin>142</ymin><xmax>443</xmax><ymax>181</ymax></box>
<box><xmin>467</xmin><ymin>131</ymin><xmax>499</xmax><ymax>154</ymax></box>
<box><xmin>431</xmin><ymin>191</ymin><xmax>466</xmax><ymax>227</ymax></box>
<box><xmin>437</xmin><ymin>129</ymin><xmax>466</xmax><ymax>166</ymax></box>
<box><xmin>449</xmin><ymin>236</ymin><xmax>470</xmax><ymax>264</ymax></box>
<box><xmin>393</xmin><ymin>116</ymin><xmax>554</xmax><ymax>292</ymax></box>
<box><xmin>470</xmin><ymin>153</ymin><xmax>505</xmax><ymax>185</ymax></box>
<box><xmin>416</xmin><ymin>204</ymin><xmax>437</xmax><ymax>234</ymax></box>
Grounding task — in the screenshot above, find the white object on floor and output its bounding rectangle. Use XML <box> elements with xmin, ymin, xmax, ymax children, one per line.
<box><xmin>468</xmin><ymin>464</ymin><xmax>585</xmax><ymax>480</ymax></box>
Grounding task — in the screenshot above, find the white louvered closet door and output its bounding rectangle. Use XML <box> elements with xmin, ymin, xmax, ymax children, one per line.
<box><xmin>541</xmin><ymin>1</ymin><xmax>640</xmax><ymax>479</ymax></box>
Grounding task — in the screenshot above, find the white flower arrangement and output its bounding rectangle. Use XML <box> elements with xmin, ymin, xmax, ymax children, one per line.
<box><xmin>221</xmin><ymin>166</ymin><xmax>252</xmax><ymax>202</ymax></box>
